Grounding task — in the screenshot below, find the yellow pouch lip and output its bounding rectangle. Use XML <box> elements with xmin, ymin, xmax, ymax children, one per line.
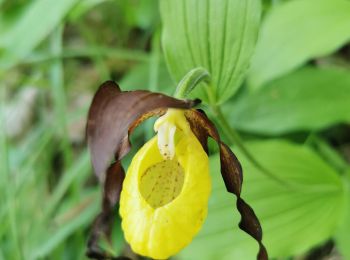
<box><xmin>119</xmin><ymin>129</ymin><xmax>211</xmax><ymax>259</ymax></box>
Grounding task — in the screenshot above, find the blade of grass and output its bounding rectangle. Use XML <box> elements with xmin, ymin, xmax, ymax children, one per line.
<box><xmin>42</xmin><ymin>151</ymin><xmax>91</xmax><ymax>220</ymax></box>
<box><xmin>76</xmin><ymin>21</ymin><xmax>110</xmax><ymax>80</ymax></box>
<box><xmin>206</xmin><ymin>86</ymin><xmax>287</xmax><ymax>185</ymax></box>
<box><xmin>145</xmin><ymin>29</ymin><xmax>161</xmax><ymax>140</ymax></box>
<box><xmin>148</xmin><ymin>29</ymin><xmax>161</xmax><ymax>93</ymax></box>
<box><xmin>0</xmin><ymin>249</ymin><xmax>4</xmax><ymax>260</ymax></box>
<box><xmin>49</xmin><ymin>25</ymin><xmax>73</xmax><ymax>168</ymax></box>
<box><xmin>13</xmin><ymin>126</ymin><xmax>54</xmax><ymax>193</ymax></box>
<box><xmin>0</xmin><ymin>0</ymin><xmax>80</xmax><ymax>70</ymax></box>
<box><xmin>30</xmin><ymin>193</ymin><xmax>99</xmax><ymax>259</ymax></box>
<box><xmin>0</xmin><ymin>88</ymin><xmax>22</xmax><ymax>259</ymax></box>
<box><xmin>23</xmin><ymin>46</ymin><xmax>150</xmax><ymax>64</ymax></box>
<box><xmin>305</xmin><ymin>134</ymin><xmax>350</xmax><ymax>174</ymax></box>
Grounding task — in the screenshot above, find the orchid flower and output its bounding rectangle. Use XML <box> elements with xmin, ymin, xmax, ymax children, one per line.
<box><xmin>85</xmin><ymin>80</ymin><xmax>267</xmax><ymax>260</ymax></box>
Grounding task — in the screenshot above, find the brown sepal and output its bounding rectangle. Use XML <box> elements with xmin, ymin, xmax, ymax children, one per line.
<box><xmin>185</xmin><ymin>109</ymin><xmax>268</xmax><ymax>260</ymax></box>
<box><xmin>86</xmin><ymin>81</ymin><xmax>199</xmax><ymax>259</ymax></box>
<box><xmin>87</xmin><ymin>80</ymin><xmax>199</xmax><ymax>183</ymax></box>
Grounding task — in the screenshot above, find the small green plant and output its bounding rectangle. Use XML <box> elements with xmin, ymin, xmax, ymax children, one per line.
<box><xmin>0</xmin><ymin>0</ymin><xmax>350</xmax><ymax>259</ymax></box>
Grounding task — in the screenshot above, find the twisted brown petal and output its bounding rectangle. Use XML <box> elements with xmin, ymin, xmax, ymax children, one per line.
<box><xmin>185</xmin><ymin>109</ymin><xmax>268</xmax><ymax>260</ymax></box>
<box><xmin>86</xmin><ymin>81</ymin><xmax>198</xmax><ymax>259</ymax></box>
<box><xmin>87</xmin><ymin>162</ymin><xmax>127</xmax><ymax>259</ymax></box>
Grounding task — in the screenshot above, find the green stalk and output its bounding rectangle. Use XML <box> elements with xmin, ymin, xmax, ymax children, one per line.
<box><xmin>210</xmin><ymin>103</ymin><xmax>287</xmax><ymax>185</ymax></box>
<box><xmin>174</xmin><ymin>67</ymin><xmax>210</xmax><ymax>99</ymax></box>
<box><xmin>49</xmin><ymin>25</ymin><xmax>83</xmax><ymax>204</ymax></box>
<box><xmin>305</xmin><ymin>134</ymin><xmax>350</xmax><ymax>174</ymax></box>
<box><xmin>206</xmin><ymin>86</ymin><xmax>286</xmax><ymax>184</ymax></box>
<box><xmin>24</xmin><ymin>47</ymin><xmax>149</xmax><ymax>64</ymax></box>
<box><xmin>148</xmin><ymin>29</ymin><xmax>161</xmax><ymax>93</ymax></box>
<box><xmin>175</xmin><ymin>68</ymin><xmax>286</xmax><ymax>185</ymax></box>
<box><xmin>76</xmin><ymin>21</ymin><xmax>110</xmax><ymax>80</ymax></box>
<box><xmin>49</xmin><ymin>25</ymin><xmax>73</xmax><ymax>168</ymax></box>
<box><xmin>0</xmin><ymin>88</ymin><xmax>22</xmax><ymax>259</ymax></box>
<box><xmin>145</xmin><ymin>30</ymin><xmax>161</xmax><ymax>141</ymax></box>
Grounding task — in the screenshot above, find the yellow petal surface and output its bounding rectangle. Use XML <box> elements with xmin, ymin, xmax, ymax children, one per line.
<box><xmin>119</xmin><ymin>111</ymin><xmax>211</xmax><ymax>259</ymax></box>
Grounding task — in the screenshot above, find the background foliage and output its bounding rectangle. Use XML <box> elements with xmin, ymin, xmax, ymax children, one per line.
<box><xmin>0</xmin><ymin>0</ymin><xmax>350</xmax><ymax>259</ymax></box>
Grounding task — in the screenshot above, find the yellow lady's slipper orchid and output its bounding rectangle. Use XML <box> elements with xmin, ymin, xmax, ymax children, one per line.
<box><xmin>85</xmin><ymin>81</ymin><xmax>267</xmax><ymax>260</ymax></box>
<box><xmin>120</xmin><ymin>109</ymin><xmax>211</xmax><ymax>259</ymax></box>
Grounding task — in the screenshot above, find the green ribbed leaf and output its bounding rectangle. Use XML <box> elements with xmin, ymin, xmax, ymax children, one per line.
<box><xmin>335</xmin><ymin>171</ymin><xmax>350</xmax><ymax>259</ymax></box>
<box><xmin>180</xmin><ymin>140</ymin><xmax>345</xmax><ymax>259</ymax></box>
<box><xmin>160</xmin><ymin>0</ymin><xmax>261</xmax><ymax>104</ymax></box>
<box><xmin>248</xmin><ymin>0</ymin><xmax>350</xmax><ymax>88</ymax></box>
<box><xmin>229</xmin><ymin>67</ymin><xmax>350</xmax><ymax>135</ymax></box>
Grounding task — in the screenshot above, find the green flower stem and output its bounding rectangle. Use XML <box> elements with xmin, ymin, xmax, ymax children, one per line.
<box><xmin>305</xmin><ymin>134</ymin><xmax>350</xmax><ymax>174</ymax></box>
<box><xmin>175</xmin><ymin>68</ymin><xmax>286</xmax><ymax>184</ymax></box>
<box><xmin>174</xmin><ymin>67</ymin><xmax>210</xmax><ymax>99</ymax></box>
<box><xmin>205</xmin><ymin>83</ymin><xmax>287</xmax><ymax>185</ymax></box>
<box><xmin>24</xmin><ymin>47</ymin><xmax>149</xmax><ymax>64</ymax></box>
<box><xmin>0</xmin><ymin>88</ymin><xmax>22</xmax><ymax>259</ymax></box>
<box><xmin>50</xmin><ymin>25</ymin><xmax>73</xmax><ymax>168</ymax></box>
<box><xmin>211</xmin><ymin>103</ymin><xmax>287</xmax><ymax>185</ymax></box>
<box><xmin>146</xmin><ymin>30</ymin><xmax>161</xmax><ymax>141</ymax></box>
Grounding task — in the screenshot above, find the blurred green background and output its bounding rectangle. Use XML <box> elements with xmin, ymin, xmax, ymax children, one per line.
<box><xmin>1</xmin><ymin>0</ymin><xmax>350</xmax><ymax>259</ymax></box>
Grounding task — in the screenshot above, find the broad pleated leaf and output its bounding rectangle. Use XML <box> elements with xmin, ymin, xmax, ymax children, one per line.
<box><xmin>179</xmin><ymin>140</ymin><xmax>345</xmax><ymax>259</ymax></box>
<box><xmin>248</xmin><ymin>0</ymin><xmax>350</xmax><ymax>88</ymax></box>
<box><xmin>160</xmin><ymin>0</ymin><xmax>261</xmax><ymax>104</ymax></box>
<box><xmin>335</xmin><ymin>171</ymin><xmax>350</xmax><ymax>259</ymax></box>
<box><xmin>0</xmin><ymin>0</ymin><xmax>80</xmax><ymax>69</ymax></box>
<box><xmin>229</xmin><ymin>67</ymin><xmax>350</xmax><ymax>135</ymax></box>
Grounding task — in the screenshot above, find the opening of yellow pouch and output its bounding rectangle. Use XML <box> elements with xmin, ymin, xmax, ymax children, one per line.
<box><xmin>139</xmin><ymin>159</ymin><xmax>185</xmax><ymax>209</ymax></box>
